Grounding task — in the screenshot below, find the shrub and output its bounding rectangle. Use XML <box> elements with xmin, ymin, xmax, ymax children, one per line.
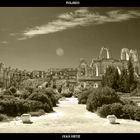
<box><xmin>25</xmin><ymin>87</ymin><xmax>34</xmax><ymax>94</ymax></box>
<box><xmin>9</xmin><ymin>87</ymin><xmax>17</xmax><ymax>94</ymax></box>
<box><xmin>120</xmin><ymin>98</ymin><xmax>137</xmax><ymax>106</ymax></box>
<box><xmin>130</xmin><ymin>88</ymin><xmax>140</xmax><ymax>96</ymax></box>
<box><xmin>3</xmin><ymin>90</ymin><xmax>13</xmax><ymax>96</ymax></box>
<box><xmin>122</xmin><ymin>104</ymin><xmax>137</xmax><ymax>120</ymax></box>
<box><xmin>44</xmin><ymin>103</ymin><xmax>53</xmax><ymax>112</ymax></box>
<box><xmin>22</xmin><ymin>99</ymin><xmax>52</xmax><ymax>113</ymax></box>
<box><xmin>121</xmin><ymin>105</ymin><xmax>140</xmax><ymax>121</ymax></box>
<box><xmin>110</xmin><ymin>103</ymin><xmax>123</xmax><ymax>118</ymax></box>
<box><xmin>73</xmin><ymin>85</ymin><xmax>82</xmax><ymax>98</ymax></box>
<box><xmin>97</xmin><ymin>104</ymin><xmax>112</xmax><ymax>118</ymax></box>
<box><xmin>0</xmin><ymin>98</ymin><xmax>22</xmax><ymax>116</ymax></box>
<box><xmin>61</xmin><ymin>92</ymin><xmax>73</xmax><ymax>98</ymax></box>
<box><xmin>28</xmin><ymin>92</ymin><xmax>50</xmax><ymax>104</ymax></box>
<box><xmin>0</xmin><ymin>114</ymin><xmax>9</xmax><ymax>122</ymax></box>
<box><xmin>80</xmin><ymin>99</ymin><xmax>87</xmax><ymax>104</ymax></box>
<box><xmin>43</xmin><ymin>88</ymin><xmax>60</xmax><ymax>106</ymax></box>
<box><xmin>0</xmin><ymin>94</ymin><xmax>14</xmax><ymax>100</ymax></box>
<box><xmin>0</xmin><ymin>97</ymin><xmax>53</xmax><ymax>117</ymax></box>
<box><xmin>97</xmin><ymin>100</ymin><xmax>140</xmax><ymax>121</ymax></box>
<box><xmin>97</xmin><ymin>103</ymin><xmax>123</xmax><ymax>118</ymax></box>
<box><xmin>78</xmin><ymin>88</ymin><xmax>93</xmax><ymax>104</ymax></box>
<box><xmin>20</xmin><ymin>90</ymin><xmax>32</xmax><ymax>99</ymax></box>
<box><xmin>134</xmin><ymin>108</ymin><xmax>140</xmax><ymax>121</ymax></box>
<box><xmin>61</xmin><ymin>86</ymin><xmax>73</xmax><ymax>98</ymax></box>
<box><xmin>28</xmin><ymin>92</ymin><xmax>53</xmax><ymax>112</ymax></box>
<box><xmin>73</xmin><ymin>90</ymin><xmax>81</xmax><ymax>98</ymax></box>
<box><xmin>86</xmin><ymin>86</ymin><xmax>121</xmax><ymax>112</ymax></box>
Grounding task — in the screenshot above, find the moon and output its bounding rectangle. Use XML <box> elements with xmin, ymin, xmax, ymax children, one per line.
<box><xmin>56</xmin><ymin>48</ymin><xmax>64</xmax><ymax>56</ymax></box>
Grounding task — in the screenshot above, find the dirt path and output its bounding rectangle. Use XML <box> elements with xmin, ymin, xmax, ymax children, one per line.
<box><xmin>0</xmin><ymin>97</ymin><xmax>140</xmax><ymax>133</ymax></box>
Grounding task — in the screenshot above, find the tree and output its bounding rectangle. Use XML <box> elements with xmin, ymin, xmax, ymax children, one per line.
<box><xmin>101</xmin><ymin>65</ymin><xmax>120</xmax><ymax>91</ymax></box>
<box><xmin>102</xmin><ymin>57</ymin><xmax>138</xmax><ymax>93</ymax></box>
<box><xmin>127</xmin><ymin>57</ymin><xmax>137</xmax><ymax>92</ymax></box>
<box><xmin>0</xmin><ymin>81</ymin><xmax>4</xmax><ymax>88</ymax></box>
<box><xmin>112</xmin><ymin>68</ymin><xmax>120</xmax><ymax>91</ymax></box>
<box><xmin>119</xmin><ymin>68</ymin><xmax>129</xmax><ymax>93</ymax></box>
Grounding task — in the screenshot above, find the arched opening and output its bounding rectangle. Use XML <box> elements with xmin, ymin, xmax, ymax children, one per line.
<box><xmin>93</xmin><ymin>83</ymin><xmax>98</xmax><ymax>88</ymax></box>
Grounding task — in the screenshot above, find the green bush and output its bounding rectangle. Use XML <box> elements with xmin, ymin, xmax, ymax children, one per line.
<box><xmin>73</xmin><ymin>90</ymin><xmax>81</xmax><ymax>98</ymax></box>
<box><xmin>43</xmin><ymin>88</ymin><xmax>61</xmax><ymax>106</ymax></box>
<box><xmin>28</xmin><ymin>92</ymin><xmax>53</xmax><ymax>111</ymax></box>
<box><xmin>110</xmin><ymin>103</ymin><xmax>123</xmax><ymax>118</ymax></box>
<box><xmin>3</xmin><ymin>90</ymin><xmax>13</xmax><ymax>96</ymax></box>
<box><xmin>78</xmin><ymin>88</ymin><xmax>93</xmax><ymax>104</ymax></box>
<box><xmin>97</xmin><ymin>103</ymin><xmax>123</xmax><ymax>118</ymax></box>
<box><xmin>19</xmin><ymin>90</ymin><xmax>32</xmax><ymax>99</ymax></box>
<box><xmin>86</xmin><ymin>86</ymin><xmax>120</xmax><ymax>112</ymax></box>
<box><xmin>0</xmin><ymin>114</ymin><xmax>9</xmax><ymax>122</ymax></box>
<box><xmin>0</xmin><ymin>94</ymin><xmax>15</xmax><ymax>100</ymax></box>
<box><xmin>80</xmin><ymin>99</ymin><xmax>87</xmax><ymax>104</ymax></box>
<box><xmin>97</xmin><ymin>104</ymin><xmax>112</xmax><ymax>118</ymax></box>
<box><xmin>0</xmin><ymin>96</ymin><xmax>53</xmax><ymax>116</ymax></box>
<box><xmin>134</xmin><ymin>108</ymin><xmax>140</xmax><ymax>121</ymax></box>
<box><xmin>25</xmin><ymin>87</ymin><xmax>35</xmax><ymax>94</ymax></box>
<box><xmin>130</xmin><ymin>88</ymin><xmax>140</xmax><ymax>96</ymax></box>
<box><xmin>9</xmin><ymin>87</ymin><xmax>17</xmax><ymax>94</ymax></box>
<box><xmin>0</xmin><ymin>87</ymin><xmax>58</xmax><ymax>116</ymax></box>
<box><xmin>61</xmin><ymin>92</ymin><xmax>73</xmax><ymax>98</ymax></box>
<box><xmin>0</xmin><ymin>97</ymin><xmax>22</xmax><ymax>116</ymax></box>
<box><xmin>97</xmin><ymin>102</ymin><xmax>140</xmax><ymax>121</ymax></box>
<box><xmin>120</xmin><ymin>98</ymin><xmax>137</xmax><ymax>106</ymax></box>
<box><xmin>28</xmin><ymin>92</ymin><xmax>50</xmax><ymax>104</ymax></box>
<box><xmin>73</xmin><ymin>86</ymin><xmax>82</xmax><ymax>98</ymax></box>
<box><xmin>121</xmin><ymin>104</ymin><xmax>137</xmax><ymax>120</ymax></box>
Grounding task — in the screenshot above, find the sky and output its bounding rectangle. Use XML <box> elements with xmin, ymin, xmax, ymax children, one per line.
<box><xmin>0</xmin><ymin>7</ymin><xmax>140</xmax><ymax>71</ymax></box>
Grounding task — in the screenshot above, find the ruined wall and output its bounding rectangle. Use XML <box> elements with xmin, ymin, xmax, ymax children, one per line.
<box><xmin>78</xmin><ymin>47</ymin><xmax>140</xmax><ymax>81</ymax></box>
<box><xmin>121</xmin><ymin>48</ymin><xmax>130</xmax><ymax>61</ymax></box>
<box><xmin>99</xmin><ymin>47</ymin><xmax>110</xmax><ymax>59</ymax></box>
<box><xmin>121</xmin><ymin>48</ymin><xmax>140</xmax><ymax>75</ymax></box>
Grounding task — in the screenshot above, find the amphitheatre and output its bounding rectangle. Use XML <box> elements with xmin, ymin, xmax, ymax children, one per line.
<box><xmin>0</xmin><ymin>47</ymin><xmax>140</xmax><ymax>133</ymax></box>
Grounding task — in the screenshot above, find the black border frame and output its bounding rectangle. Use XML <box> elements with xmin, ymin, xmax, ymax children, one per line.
<box><xmin>0</xmin><ymin>0</ymin><xmax>140</xmax><ymax>139</ymax></box>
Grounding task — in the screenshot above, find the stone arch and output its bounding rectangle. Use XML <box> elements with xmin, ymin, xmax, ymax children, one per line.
<box><xmin>99</xmin><ymin>47</ymin><xmax>110</xmax><ymax>59</ymax></box>
<box><xmin>120</xmin><ymin>48</ymin><xmax>130</xmax><ymax>61</ymax></box>
<box><xmin>93</xmin><ymin>83</ymin><xmax>98</xmax><ymax>88</ymax></box>
<box><xmin>78</xmin><ymin>58</ymin><xmax>88</xmax><ymax>77</ymax></box>
<box><xmin>129</xmin><ymin>49</ymin><xmax>138</xmax><ymax>62</ymax></box>
<box><xmin>79</xmin><ymin>58</ymin><xmax>88</xmax><ymax>68</ymax></box>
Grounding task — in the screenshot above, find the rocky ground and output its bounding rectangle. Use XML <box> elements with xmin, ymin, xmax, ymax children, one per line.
<box><xmin>0</xmin><ymin>97</ymin><xmax>140</xmax><ymax>133</ymax></box>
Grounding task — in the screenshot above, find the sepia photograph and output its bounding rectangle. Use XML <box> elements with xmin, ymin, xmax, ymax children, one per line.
<box><xmin>0</xmin><ymin>5</ymin><xmax>140</xmax><ymax>134</ymax></box>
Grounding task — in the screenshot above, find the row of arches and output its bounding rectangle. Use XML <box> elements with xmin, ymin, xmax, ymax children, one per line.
<box><xmin>120</xmin><ymin>48</ymin><xmax>139</xmax><ymax>62</ymax></box>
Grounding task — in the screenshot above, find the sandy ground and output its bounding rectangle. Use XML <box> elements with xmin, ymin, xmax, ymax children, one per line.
<box><xmin>0</xmin><ymin>97</ymin><xmax>140</xmax><ymax>133</ymax></box>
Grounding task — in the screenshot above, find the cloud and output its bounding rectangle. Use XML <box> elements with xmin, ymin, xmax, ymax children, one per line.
<box><xmin>0</xmin><ymin>41</ymin><xmax>8</xmax><ymax>44</ymax></box>
<box><xmin>18</xmin><ymin>8</ymin><xmax>140</xmax><ymax>40</ymax></box>
<box><xmin>18</xmin><ymin>37</ymin><xmax>28</xmax><ymax>40</ymax></box>
<box><xmin>9</xmin><ymin>33</ymin><xmax>18</xmax><ymax>36</ymax></box>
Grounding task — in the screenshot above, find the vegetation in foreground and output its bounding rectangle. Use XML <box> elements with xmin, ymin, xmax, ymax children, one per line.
<box><xmin>0</xmin><ymin>86</ymin><xmax>61</xmax><ymax>121</ymax></box>
<box><xmin>81</xmin><ymin>86</ymin><xmax>140</xmax><ymax>122</ymax></box>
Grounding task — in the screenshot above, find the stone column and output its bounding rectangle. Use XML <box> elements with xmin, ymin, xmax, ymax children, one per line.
<box><xmin>106</xmin><ymin>48</ymin><xmax>110</xmax><ymax>59</ymax></box>
<box><xmin>126</xmin><ymin>52</ymin><xmax>129</xmax><ymax>61</ymax></box>
<box><xmin>117</xmin><ymin>66</ymin><xmax>121</xmax><ymax>75</ymax></box>
<box><xmin>95</xmin><ymin>64</ymin><xmax>99</xmax><ymax>76</ymax></box>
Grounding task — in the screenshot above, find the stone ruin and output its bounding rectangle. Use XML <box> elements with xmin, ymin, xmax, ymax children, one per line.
<box><xmin>99</xmin><ymin>47</ymin><xmax>110</xmax><ymax>59</ymax></box>
<box><xmin>120</xmin><ymin>48</ymin><xmax>139</xmax><ymax>62</ymax></box>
